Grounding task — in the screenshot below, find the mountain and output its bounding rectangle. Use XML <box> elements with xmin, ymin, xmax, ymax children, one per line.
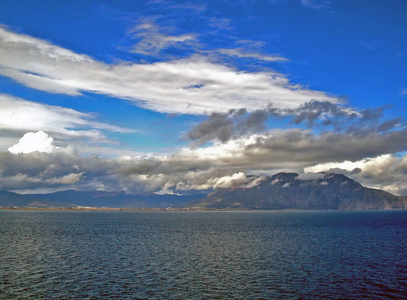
<box><xmin>187</xmin><ymin>172</ymin><xmax>407</xmax><ymax>210</ymax></box>
<box><xmin>0</xmin><ymin>190</ymin><xmax>77</xmax><ymax>208</ymax></box>
<box><xmin>1</xmin><ymin>173</ymin><xmax>406</xmax><ymax>210</ymax></box>
<box><xmin>29</xmin><ymin>190</ymin><xmax>206</xmax><ymax>209</ymax></box>
<box><xmin>0</xmin><ymin>190</ymin><xmax>206</xmax><ymax>209</ymax></box>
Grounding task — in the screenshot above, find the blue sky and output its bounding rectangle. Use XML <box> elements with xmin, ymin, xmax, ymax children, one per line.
<box><xmin>0</xmin><ymin>0</ymin><xmax>407</xmax><ymax>195</ymax></box>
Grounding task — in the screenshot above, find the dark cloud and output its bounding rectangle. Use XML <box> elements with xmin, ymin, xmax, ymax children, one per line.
<box><xmin>187</xmin><ymin>101</ymin><xmax>403</xmax><ymax>145</ymax></box>
<box><xmin>0</xmin><ymin>150</ymin><xmax>120</xmax><ymax>192</ymax></box>
<box><xmin>187</xmin><ymin>112</ymin><xmax>235</xmax><ymax>144</ymax></box>
<box><xmin>186</xmin><ymin>108</ymin><xmax>269</xmax><ymax>145</ymax></box>
<box><xmin>292</xmin><ymin>100</ymin><xmax>354</xmax><ymax>127</ymax></box>
<box><xmin>377</xmin><ymin>118</ymin><xmax>402</xmax><ymax>132</ymax></box>
<box><xmin>122</xmin><ymin>127</ymin><xmax>407</xmax><ymax>192</ymax></box>
<box><xmin>2</xmin><ymin>122</ymin><xmax>407</xmax><ymax>195</ymax></box>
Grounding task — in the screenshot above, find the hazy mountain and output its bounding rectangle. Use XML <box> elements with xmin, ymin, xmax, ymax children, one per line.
<box><xmin>0</xmin><ymin>190</ymin><xmax>77</xmax><ymax>208</ymax></box>
<box><xmin>187</xmin><ymin>172</ymin><xmax>407</xmax><ymax>210</ymax></box>
<box><xmin>29</xmin><ymin>190</ymin><xmax>206</xmax><ymax>208</ymax></box>
<box><xmin>0</xmin><ymin>190</ymin><xmax>206</xmax><ymax>209</ymax></box>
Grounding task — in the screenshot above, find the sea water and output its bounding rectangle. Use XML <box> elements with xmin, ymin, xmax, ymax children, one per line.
<box><xmin>1</xmin><ymin>210</ymin><xmax>406</xmax><ymax>299</ymax></box>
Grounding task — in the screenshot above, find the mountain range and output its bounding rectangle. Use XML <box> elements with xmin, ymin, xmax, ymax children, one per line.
<box><xmin>0</xmin><ymin>190</ymin><xmax>206</xmax><ymax>209</ymax></box>
<box><xmin>187</xmin><ymin>172</ymin><xmax>407</xmax><ymax>210</ymax></box>
<box><xmin>1</xmin><ymin>173</ymin><xmax>406</xmax><ymax>210</ymax></box>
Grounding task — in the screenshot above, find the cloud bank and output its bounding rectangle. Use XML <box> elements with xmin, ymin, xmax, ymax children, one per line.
<box><xmin>3</xmin><ymin>124</ymin><xmax>407</xmax><ymax>195</ymax></box>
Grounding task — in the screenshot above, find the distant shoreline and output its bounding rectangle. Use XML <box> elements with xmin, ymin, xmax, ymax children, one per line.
<box><xmin>1</xmin><ymin>207</ymin><xmax>404</xmax><ymax>212</ymax></box>
<box><xmin>0</xmin><ymin>207</ymin><xmax>306</xmax><ymax>212</ymax></box>
<box><xmin>0</xmin><ymin>207</ymin><xmax>186</xmax><ymax>211</ymax></box>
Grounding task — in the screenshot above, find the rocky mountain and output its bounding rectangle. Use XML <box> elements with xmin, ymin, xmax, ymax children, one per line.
<box><xmin>187</xmin><ymin>172</ymin><xmax>407</xmax><ymax>210</ymax></box>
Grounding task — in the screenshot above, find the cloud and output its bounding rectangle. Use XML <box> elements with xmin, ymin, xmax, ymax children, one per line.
<box><xmin>129</xmin><ymin>20</ymin><xmax>197</xmax><ymax>56</ymax></box>
<box><xmin>0</xmin><ymin>26</ymin><xmax>339</xmax><ymax>115</ymax></box>
<box><xmin>3</xmin><ymin>125</ymin><xmax>407</xmax><ymax>194</ymax></box>
<box><xmin>119</xmin><ymin>126</ymin><xmax>407</xmax><ymax>192</ymax></box>
<box><xmin>0</xmin><ymin>149</ymin><xmax>121</xmax><ymax>193</ymax></box>
<box><xmin>305</xmin><ymin>154</ymin><xmax>407</xmax><ymax>196</ymax></box>
<box><xmin>300</xmin><ymin>0</ymin><xmax>331</xmax><ymax>10</ymax></box>
<box><xmin>296</xmin><ymin>172</ymin><xmax>325</xmax><ymax>180</ymax></box>
<box><xmin>0</xmin><ymin>94</ymin><xmax>133</xmax><ymax>151</ymax></box>
<box><xmin>8</xmin><ymin>131</ymin><xmax>55</xmax><ymax>154</ymax></box>
<box><xmin>377</xmin><ymin>118</ymin><xmax>402</xmax><ymax>132</ymax></box>
<box><xmin>46</xmin><ymin>172</ymin><xmax>84</xmax><ymax>185</ymax></box>
<box><xmin>206</xmin><ymin>172</ymin><xmax>246</xmax><ymax>189</ymax></box>
<box><xmin>187</xmin><ymin>112</ymin><xmax>235</xmax><ymax>144</ymax></box>
<box><xmin>186</xmin><ymin>100</ymin><xmax>404</xmax><ymax>145</ymax></box>
<box><xmin>217</xmin><ymin>48</ymin><xmax>288</xmax><ymax>62</ymax></box>
<box><xmin>186</xmin><ymin>109</ymin><xmax>268</xmax><ymax>145</ymax></box>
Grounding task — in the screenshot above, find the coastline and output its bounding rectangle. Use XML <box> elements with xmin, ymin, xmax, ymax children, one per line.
<box><xmin>0</xmin><ymin>206</ymin><xmax>305</xmax><ymax>212</ymax></box>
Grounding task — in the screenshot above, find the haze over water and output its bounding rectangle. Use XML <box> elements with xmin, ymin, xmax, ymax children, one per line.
<box><xmin>1</xmin><ymin>210</ymin><xmax>407</xmax><ymax>299</ymax></box>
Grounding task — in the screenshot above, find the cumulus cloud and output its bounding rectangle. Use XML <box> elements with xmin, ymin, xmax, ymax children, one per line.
<box><xmin>0</xmin><ymin>26</ymin><xmax>338</xmax><ymax>115</ymax></box>
<box><xmin>8</xmin><ymin>131</ymin><xmax>55</xmax><ymax>154</ymax></box>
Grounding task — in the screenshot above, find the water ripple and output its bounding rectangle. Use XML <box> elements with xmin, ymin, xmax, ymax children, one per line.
<box><xmin>1</xmin><ymin>210</ymin><xmax>407</xmax><ymax>299</ymax></box>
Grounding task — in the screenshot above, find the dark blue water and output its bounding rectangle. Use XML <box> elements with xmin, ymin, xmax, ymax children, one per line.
<box><xmin>1</xmin><ymin>210</ymin><xmax>406</xmax><ymax>299</ymax></box>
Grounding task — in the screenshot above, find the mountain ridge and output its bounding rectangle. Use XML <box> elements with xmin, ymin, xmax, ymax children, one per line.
<box><xmin>0</xmin><ymin>190</ymin><xmax>206</xmax><ymax>209</ymax></box>
<box><xmin>187</xmin><ymin>172</ymin><xmax>407</xmax><ymax>210</ymax></box>
<box><xmin>1</xmin><ymin>173</ymin><xmax>406</xmax><ymax>210</ymax></box>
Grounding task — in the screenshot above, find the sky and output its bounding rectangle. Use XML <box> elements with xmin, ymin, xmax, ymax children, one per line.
<box><xmin>0</xmin><ymin>0</ymin><xmax>407</xmax><ymax>195</ymax></box>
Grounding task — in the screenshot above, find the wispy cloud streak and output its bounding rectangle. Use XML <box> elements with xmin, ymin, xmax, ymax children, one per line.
<box><xmin>0</xmin><ymin>26</ymin><xmax>338</xmax><ymax>115</ymax></box>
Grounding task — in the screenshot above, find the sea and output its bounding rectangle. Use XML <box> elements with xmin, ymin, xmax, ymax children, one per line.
<box><xmin>1</xmin><ymin>210</ymin><xmax>406</xmax><ymax>299</ymax></box>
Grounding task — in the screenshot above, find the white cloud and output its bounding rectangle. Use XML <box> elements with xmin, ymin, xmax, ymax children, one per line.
<box><xmin>304</xmin><ymin>155</ymin><xmax>399</xmax><ymax>174</ymax></box>
<box><xmin>8</xmin><ymin>131</ymin><xmax>55</xmax><ymax>154</ymax></box>
<box><xmin>0</xmin><ymin>94</ymin><xmax>133</xmax><ymax>150</ymax></box>
<box><xmin>0</xmin><ymin>94</ymin><xmax>130</xmax><ymax>133</ymax></box>
<box><xmin>130</xmin><ymin>21</ymin><xmax>197</xmax><ymax>55</ymax></box>
<box><xmin>304</xmin><ymin>154</ymin><xmax>407</xmax><ymax>195</ymax></box>
<box><xmin>46</xmin><ymin>172</ymin><xmax>83</xmax><ymax>185</ymax></box>
<box><xmin>243</xmin><ymin>176</ymin><xmax>266</xmax><ymax>188</ymax></box>
<box><xmin>209</xmin><ymin>172</ymin><xmax>246</xmax><ymax>189</ymax></box>
<box><xmin>296</xmin><ymin>172</ymin><xmax>325</xmax><ymax>180</ymax></box>
<box><xmin>0</xmin><ymin>26</ymin><xmax>339</xmax><ymax>115</ymax></box>
<box><xmin>217</xmin><ymin>48</ymin><xmax>288</xmax><ymax>62</ymax></box>
<box><xmin>300</xmin><ymin>0</ymin><xmax>330</xmax><ymax>10</ymax></box>
<box><xmin>305</xmin><ymin>160</ymin><xmax>363</xmax><ymax>173</ymax></box>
